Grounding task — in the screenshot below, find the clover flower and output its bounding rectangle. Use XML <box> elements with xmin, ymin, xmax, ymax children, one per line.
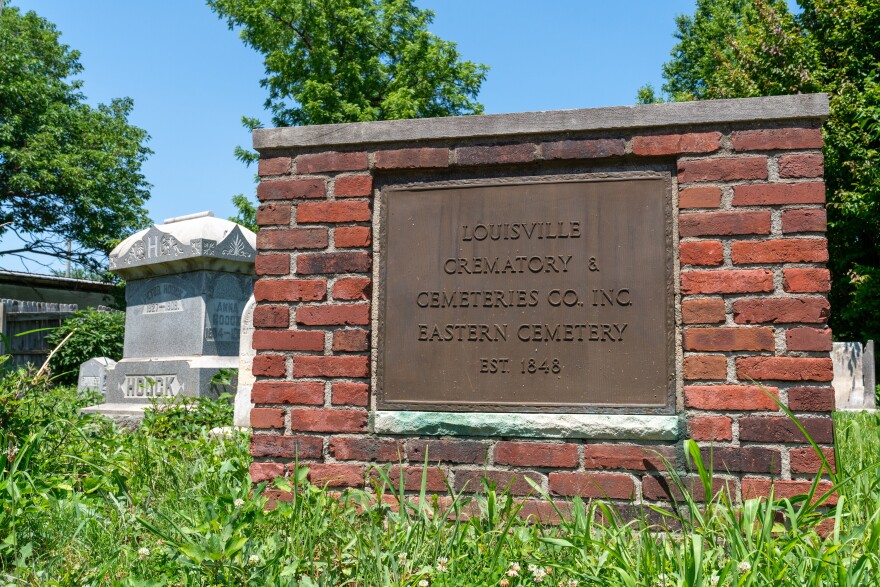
<box><xmin>234</xmin><ymin>498</ymin><xmax>245</xmax><ymax>508</ymax></box>
<box><xmin>248</xmin><ymin>554</ymin><xmax>260</xmax><ymax>565</ymax></box>
<box><xmin>507</xmin><ymin>562</ymin><xmax>521</xmax><ymax>577</ymax></box>
<box><xmin>418</xmin><ymin>580</ymin><xmax>429</xmax><ymax>587</ymax></box>
<box><xmin>499</xmin><ymin>579</ymin><xmax>510</xmax><ymax>587</ymax></box>
<box><xmin>436</xmin><ymin>557</ymin><xmax>449</xmax><ymax>572</ymax></box>
<box><xmin>738</xmin><ymin>561</ymin><xmax>751</xmax><ymax>574</ymax></box>
<box><xmin>137</xmin><ymin>547</ymin><xmax>150</xmax><ymax>560</ymax></box>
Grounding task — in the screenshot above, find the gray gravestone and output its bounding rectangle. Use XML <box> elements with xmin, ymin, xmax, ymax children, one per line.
<box><xmin>833</xmin><ymin>341</ymin><xmax>876</xmax><ymax>411</ymax></box>
<box><xmin>233</xmin><ymin>294</ymin><xmax>256</xmax><ymax>427</ymax></box>
<box><xmin>77</xmin><ymin>357</ymin><xmax>117</xmax><ymax>396</ymax></box>
<box><xmin>84</xmin><ymin>211</ymin><xmax>255</xmax><ymax>412</ymax></box>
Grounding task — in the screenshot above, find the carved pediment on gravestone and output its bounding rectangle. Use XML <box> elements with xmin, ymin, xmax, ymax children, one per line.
<box><xmin>109</xmin><ymin>211</ymin><xmax>256</xmax><ymax>279</ymax></box>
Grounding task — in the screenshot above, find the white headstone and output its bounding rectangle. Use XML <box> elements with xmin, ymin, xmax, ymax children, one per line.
<box><xmin>832</xmin><ymin>341</ymin><xmax>876</xmax><ymax>411</ymax></box>
<box><xmin>77</xmin><ymin>357</ymin><xmax>117</xmax><ymax>396</ymax></box>
<box><xmin>234</xmin><ymin>294</ymin><xmax>256</xmax><ymax>427</ymax></box>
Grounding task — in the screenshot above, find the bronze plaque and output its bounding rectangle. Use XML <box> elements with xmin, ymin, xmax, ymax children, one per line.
<box><xmin>379</xmin><ymin>179</ymin><xmax>673</xmax><ymax>413</ymax></box>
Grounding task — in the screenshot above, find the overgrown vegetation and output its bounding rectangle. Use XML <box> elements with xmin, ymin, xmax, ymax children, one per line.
<box><xmin>640</xmin><ymin>0</ymin><xmax>880</xmax><ymax>342</ymax></box>
<box><xmin>45</xmin><ymin>308</ymin><xmax>125</xmax><ymax>386</ymax></box>
<box><xmin>2</xmin><ymin>362</ymin><xmax>879</xmax><ymax>584</ymax></box>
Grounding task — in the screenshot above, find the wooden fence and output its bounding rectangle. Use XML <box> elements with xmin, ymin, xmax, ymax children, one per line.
<box><xmin>0</xmin><ymin>299</ymin><xmax>78</xmax><ymax>369</ymax></box>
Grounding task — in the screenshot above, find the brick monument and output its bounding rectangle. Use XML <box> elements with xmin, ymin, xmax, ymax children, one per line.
<box><xmin>246</xmin><ymin>94</ymin><xmax>833</xmax><ymax>512</ymax></box>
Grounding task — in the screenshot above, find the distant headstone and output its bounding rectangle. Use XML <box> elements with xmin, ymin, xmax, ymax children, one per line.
<box><xmin>84</xmin><ymin>211</ymin><xmax>255</xmax><ymax>413</ymax></box>
<box><xmin>77</xmin><ymin>357</ymin><xmax>117</xmax><ymax>396</ymax></box>
<box><xmin>833</xmin><ymin>341</ymin><xmax>876</xmax><ymax>411</ymax></box>
<box><xmin>233</xmin><ymin>294</ymin><xmax>256</xmax><ymax>427</ymax></box>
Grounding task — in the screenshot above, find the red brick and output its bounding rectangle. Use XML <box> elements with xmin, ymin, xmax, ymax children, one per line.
<box><xmin>289</xmin><ymin>408</ymin><xmax>367</xmax><ymax>433</ymax></box>
<box><xmin>255</xmin><ymin>279</ymin><xmax>326</xmax><ymax>302</ymax></box>
<box><xmin>258</xmin><ymin>156</ymin><xmax>291</xmax><ymax>176</ymax></box>
<box><xmin>251</xmin><ymin>407</ymin><xmax>284</xmax><ymax>429</ymax></box>
<box><xmin>736</xmin><ymin>356</ymin><xmax>833</xmax><ymax>381</ymax></box>
<box><xmin>542</xmin><ymin>138</ymin><xmax>625</xmax><ymax>160</ymax></box>
<box><xmin>296</xmin><ymin>303</ymin><xmax>369</xmax><ymax>326</ymax></box>
<box><xmin>679</xmin><ymin>186</ymin><xmax>722</xmax><ymax>209</ymax></box>
<box><xmin>251</xmin><ymin>434</ymin><xmax>322</xmax><ymax>459</ymax></box>
<box><xmin>256</xmin><ymin>203</ymin><xmax>291</xmax><ymax>226</ymax></box>
<box><xmin>680</xmin><ymin>241</ymin><xmax>723</xmax><ymax>266</ymax></box>
<box><xmin>790</xmin><ymin>447</ymin><xmax>836</xmax><ymax>474</ymax></box>
<box><xmin>731</xmin><ymin>238</ymin><xmax>828</xmax><ymax>264</ymax></box>
<box><xmin>778</xmin><ymin>153</ymin><xmax>824</xmax><ymax>178</ymax></box>
<box><xmin>582</xmin><ymin>445</ymin><xmax>674</xmax><ymax>471</ymax></box>
<box><xmin>681</xmin><ymin>270</ymin><xmax>773</xmax><ymax>294</ymax></box>
<box><xmin>684</xmin><ymin>327</ymin><xmax>775</xmax><ymax>351</ymax></box>
<box><xmin>256</xmin><ymin>254</ymin><xmax>290</xmax><ymax>276</ymax></box>
<box><xmin>684</xmin><ymin>385</ymin><xmax>779</xmax><ymax>411</ymax></box>
<box><xmin>252</xmin><ymin>381</ymin><xmax>324</xmax><ymax>405</ymax></box>
<box><xmin>333</xmin><ymin>329</ymin><xmax>369</xmax><ymax>352</ymax></box>
<box><xmin>782</xmin><ymin>209</ymin><xmax>826</xmax><ymax>233</ymax></box>
<box><xmin>455</xmin><ymin>470</ymin><xmax>544</xmax><ymax>495</ymax></box>
<box><xmin>330</xmin><ymin>437</ymin><xmax>403</xmax><ymax>462</ymax></box>
<box><xmin>741</xmin><ymin>478</ymin><xmax>836</xmax><ymax>505</ymax></box>
<box><xmin>252</xmin><ymin>330</ymin><xmax>324</xmax><ymax>351</ymax></box>
<box><xmin>258</xmin><ymin>228</ymin><xmax>328</xmax><ymax>250</ymax></box>
<box><xmin>332</xmin><ymin>277</ymin><xmax>371</xmax><ymax>300</ymax></box>
<box><xmin>293</xmin><ymin>355</ymin><xmax>369</xmax><ymax>378</ymax></box>
<box><xmin>679</xmin><ymin>210</ymin><xmax>770</xmax><ymax>237</ymax></box>
<box><xmin>517</xmin><ymin>500</ymin><xmax>573</xmax><ymax>525</ymax></box>
<box><xmin>335</xmin><ymin>226</ymin><xmax>371</xmax><ymax>248</ymax></box>
<box><xmin>739</xmin><ymin>416</ymin><xmax>833</xmax><ymax>443</ymax></box>
<box><xmin>250</xmin><ymin>462</ymin><xmax>285</xmax><ymax>482</ymax></box>
<box><xmin>678</xmin><ymin>157</ymin><xmax>767</xmax><ymax>183</ymax></box>
<box><xmin>377</xmin><ymin>465</ymin><xmax>448</xmax><ymax>492</ymax></box>
<box><xmin>308</xmin><ymin>463</ymin><xmax>365</xmax><ymax>488</ymax></box>
<box><xmin>783</xmin><ymin>268</ymin><xmax>831</xmax><ymax>293</ymax></box>
<box><xmin>297</xmin><ymin>201</ymin><xmax>371</xmax><ymax>223</ymax></box>
<box><xmin>253</xmin><ymin>305</ymin><xmax>289</xmax><ymax>328</ymax></box>
<box><xmin>696</xmin><ymin>447</ymin><xmax>781</xmax><ymax>474</ymax></box>
<box><xmin>257</xmin><ymin>178</ymin><xmax>325</xmax><ymax>201</ymax></box>
<box><xmin>733</xmin><ymin>297</ymin><xmax>830</xmax><ymax>324</ymax></box>
<box><xmin>786</xmin><ymin>327</ymin><xmax>832</xmax><ymax>352</ymax></box>
<box><xmin>456</xmin><ymin>143</ymin><xmax>535</xmax><ymax>166</ymax></box>
<box><xmin>296</xmin><ymin>151</ymin><xmax>368</xmax><ymax>173</ymax></box>
<box><xmin>407</xmin><ymin>440</ymin><xmax>488</xmax><ymax>464</ymax></box>
<box><xmin>682</xmin><ymin>298</ymin><xmax>726</xmax><ymax>324</ymax></box>
<box><xmin>688</xmin><ymin>415</ymin><xmax>732</xmax><ymax>441</ymax></box>
<box><xmin>375</xmin><ymin>147</ymin><xmax>449</xmax><ymax>169</ymax></box>
<box><xmin>633</xmin><ymin>132</ymin><xmax>720</xmax><ymax>156</ymax></box>
<box><xmin>732</xmin><ymin>128</ymin><xmax>823</xmax><ymax>151</ymax></box>
<box><xmin>549</xmin><ymin>472</ymin><xmax>635</xmax><ymax>499</ymax></box>
<box><xmin>252</xmin><ymin>354</ymin><xmax>286</xmax><ymax>377</ymax></box>
<box><xmin>334</xmin><ymin>175</ymin><xmax>372</xmax><ymax>197</ymax></box>
<box><xmin>684</xmin><ymin>355</ymin><xmax>727</xmax><ymax>380</ymax></box>
<box><xmin>297</xmin><ymin>252</ymin><xmax>370</xmax><ymax>274</ymax></box>
<box><xmin>494</xmin><ymin>442</ymin><xmax>578</xmax><ymax>468</ymax></box>
<box><xmin>788</xmin><ymin>386</ymin><xmax>834</xmax><ymax>412</ymax></box>
<box><xmin>331</xmin><ymin>382</ymin><xmax>369</xmax><ymax>406</ymax></box>
<box><xmin>642</xmin><ymin>475</ymin><xmax>733</xmax><ymax>502</ymax></box>
<box><xmin>733</xmin><ymin>182</ymin><xmax>825</xmax><ymax>206</ymax></box>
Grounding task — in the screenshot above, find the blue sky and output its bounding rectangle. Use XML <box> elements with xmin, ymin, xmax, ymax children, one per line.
<box><xmin>6</xmin><ymin>0</ymin><xmax>697</xmax><ymax>273</ymax></box>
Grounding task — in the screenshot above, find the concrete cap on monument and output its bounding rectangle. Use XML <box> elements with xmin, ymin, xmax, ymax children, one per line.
<box><xmin>83</xmin><ymin>211</ymin><xmax>257</xmax><ymax>416</ymax></box>
<box><xmin>77</xmin><ymin>357</ymin><xmax>117</xmax><ymax>396</ymax></box>
<box><xmin>108</xmin><ymin>211</ymin><xmax>256</xmax><ymax>279</ymax></box>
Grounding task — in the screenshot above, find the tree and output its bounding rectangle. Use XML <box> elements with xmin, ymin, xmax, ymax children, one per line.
<box><xmin>646</xmin><ymin>0</ymin><xmax>880</xmax><ymax>342</ymax></box>
<box><xmin>0</xmin><ymin>6</ymin><xmax>152</xmax><ymax>275</ymax></box>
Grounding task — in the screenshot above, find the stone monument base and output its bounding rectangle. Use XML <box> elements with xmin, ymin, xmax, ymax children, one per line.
<box><xmin>103</xmin><ymin>355</ymin><xmax>238</xmax><ymax>404</ymax></box>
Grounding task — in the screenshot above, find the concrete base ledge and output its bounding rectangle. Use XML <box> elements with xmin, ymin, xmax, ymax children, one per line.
<box><xmin>372</xmin><ymin>411</ymin><xmax>680</xmax><ymax>441</ymax></box>
<box><xmin>81</xmin><ymin>403</ymin><xmax>148</xmax><ymax>418</ymax></box>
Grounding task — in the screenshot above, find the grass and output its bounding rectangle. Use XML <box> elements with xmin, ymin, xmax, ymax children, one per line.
<box><xmin>2</xmin><ymin>366</ymin><xmax>880</xmax><ymax>586</ymax></box>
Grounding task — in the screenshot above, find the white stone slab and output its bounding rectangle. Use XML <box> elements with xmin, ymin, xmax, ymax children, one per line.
<box><xmin>233</xmin><ymin>294</ymin><xmax>256</xmax><ymax>428</ymax></box>
<box><xmin>373</xmin><ymin>411</ymin><xmax>680</xmax><ymax>440</ymax></box>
